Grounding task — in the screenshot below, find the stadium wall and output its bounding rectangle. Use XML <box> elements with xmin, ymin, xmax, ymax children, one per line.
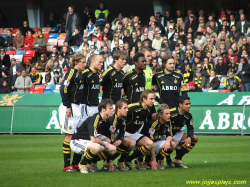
<box><xmin>0</xmin><ymin>93</ymin><xmax>250</xmax><ymax>134</ymax></box>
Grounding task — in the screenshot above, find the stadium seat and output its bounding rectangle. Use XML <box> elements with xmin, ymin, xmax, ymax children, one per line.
<box><xmin>219</xmin><ymin>90</ymin><xmax>230</xmax><ymax>92</ymax></box>
<box><xmin>217</xmin><ymin>84</ymin><xmax>225</xmax><ymax>90</ymax></box>
<box><xmin>13</xmin><ymin>54</ymin><xmax>23</xmax><ymax>63</ymax></box>
<box><xmin>42</xmin><ymin>27</ymin><xmax>51</xmax><ymax>33</ymax></box>
<box><xmin>50</xmin><ymin>27</ymin><xmax>59</xmax><ymax>32</ymax></box>
<box><xmin>13</xmin><ymin>28</ymin><xmax>20</xmax><ymax>34</ymax></box>
<box><xmin>58</xmin><ymin>39</ymin><xmax>64</xmax><ymax>47</ymax></box>
<box><xmin>34</xmin><ymin>85</ymin><xmax>46</xmax><ymax>92</ymax></box>
<box><xmin>25</xmin><ymin>50</ymin><xmax>36</xmax><ymax>57</ymax></box>
<box><xmin>208</xmin><ymin>90</ymin><xmax>219</xmax><ymax>92</ymax></box>
<box><xmin>16</xmin><ymin>50</ymin><xmax>26</xmax><ymax>55</ymax></box>
<box><xmin>23</xmin><ymin>56</ymin><xmax>32</xmax><ymax>64</ymax></box>
<box><xmin>33</xmin><ymin>27</ymin><xmax>42</xmax><ymax>32</ymax></box>
<box><xmin>43</xmin><ymin>33</ymin><xmax>50</xmax><ymax>41</ymax></box>
<box><xmin>6</xmin><ymin>50</ymin><xmax>16</xmax><ymax>55</ymax></box>
<box><xmin>46</xmin><ymin>45</ymin><xmax>54</xmax><ymax>53</ymax></box>
<box><xmin>70</xmin><ymin>46</ymin><xmax>79</xmax><ymax>54</ymax></box>
<box><xmin>1</xmin><ymin>34</ymin><xmax>8</xmax><ymax>39</ymax></box>
<box><xmin>59</xmin><ymin>33</ymin><xmax>66</xmax><ymax>37</ymax></box>
<box><xmin>33</xmin><ymin>90</ymin><xmax>44</xmax><ymax>93</ymax></box>
<box><xmin>202</xmin><ymin>89</ymin><xmax>208</xmax><ymax>92</ymax></box>
<box><xmin>47</xmin><ymin>38</ymin><xmax>58</xmax><ymax>45</ymax></box>
<box><xmin>12</xmin><ymin>91</ymin><xmax>18</xmax><ymax>94</ymax></box>
<box><xmin>49</xmin><ymin>33</ymin><xmax>59</xmax><ymax>38</ymax></box>
<box><xmin>2</xmin><ymin>28</ymin><xmax>13</xmax><ymax>34</ymax></box>
<box><xmin>0</xmin><ymin>28</ymin><xmax>3</xmax><ymax>34</ymax></box>
<box><xmin>46</xmin><ymin>85</ymin><xmax>56</xmax><ymax>90</ymax></box>
<box><xmin>43</xmin><ymin>89</ymin><xmax>54</xmax><ymax>93</ymax></box>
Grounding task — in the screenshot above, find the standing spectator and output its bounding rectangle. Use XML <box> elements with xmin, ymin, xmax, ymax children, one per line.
<box><xmin>184</xmin><ymin>14</ymin><xmax>198</xmax><ymax>34</ymax></box>
<box><xmin>13</xmin><ymin>29</ymin><xmax>24</xmax><ymax>50</ymax></box>
<box><xmin>22</xmin><ymin>30</ymin><xmax>35</xmax><ymax>51</ymax></box>
<box><xmin>0</xmin><ymin>80</ymin><xmax>11</xmax><ymax>93</ymax></box>
<box><xmin>14</xmin><ymin>69</ymin><xmax>33</xmax><ymax>93</ymax></box>
<box><xmin>68</xmin><ymin>28</ymin><xmax>83</xmax><ymax>47</ymax></box>
<box><xmin>236</xmin><ymin>14</ymin><xmax>249</xmax><ymax>34</ymax></box>
<box><xmin>20</xmin><ymin>21</ymin><xmax>35</xmax><ymax>36</ymax></box>
<box><xmin>59</xmin><ymin>13</ymin><xmax>67</xmax><ymax>33</ymax></box>
<box><xmin>65</xmin><ymin>5</ymin><xmax>81</xmax><ymax>43</ymax></box>
<box><xmin>81</xmin><ymin>5</ymin><xmax>95</xmax><ymax>30</ymax></box>
<box><xmin>29</xmin><ymin>67</ymin><xmax>42</xmax><ymax>85</ymax></box>
<box><xmin>11</xmin><ymin>69</ymin><xmax>21</xmax><ymax>92</ymax></box>
<box><xmin>0</xmin><ymin>48</ymin><xmax>10</xmax><ymax>70</ymax></box>
<box><xmin>4</xmin><ymin>29</ymin><xmax>14</xmax><ymax>51</ymax></box>
<box><xmin>31</xmin><ymin>29</ymin><xmax>46</xmax><ymax>54</ymax></box>
<box><xmin>95</xmin><ymin>2</ymin><xmax>109</xmax><ymax>29</ymax></box>
<box><xmin>240</xmin><ymin>57</ymin><xmax>250</xmax><ymax>92</ymax></box>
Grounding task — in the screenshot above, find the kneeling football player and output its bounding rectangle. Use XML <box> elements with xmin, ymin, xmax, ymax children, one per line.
<box><xmin>70</xmin><ymin>99</ymin><xmax>117</xmax><ymax>173</ymax></box>
<box><xmin>142</xmin><ymin>103</ymin><xmax>177</xmax><ymax>169</ymax></box>
<box><xmin>170</xmin><ymin>96</ymin><xmax>198</xmax><ymax>168</ymax></box>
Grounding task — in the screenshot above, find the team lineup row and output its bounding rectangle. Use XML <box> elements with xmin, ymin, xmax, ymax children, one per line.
<box><xmin>59</xmin><ymin>48</ymin><xmax>197</xmax><ymax>173</ymax></box>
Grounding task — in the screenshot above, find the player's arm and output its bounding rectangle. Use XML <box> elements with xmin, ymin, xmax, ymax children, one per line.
<box><xmin>100</xmin><ymin>68</ymin><xmax>111</xmax><ymax>93</ymax></box>
<box><xmin>150</xmin><ymin>146</ymin><xmax>158</xmax><ymax>170</ymax></box>
<box><xmin>182</xmin><ymin>117</ymin><xmax>194</xmax><ymax>146</ymax></box>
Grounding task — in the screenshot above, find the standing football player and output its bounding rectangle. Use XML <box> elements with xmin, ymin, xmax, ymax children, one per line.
<box><xmin>59</xmin><ymin>53</ymin><xmax>87</xmax><ymax>172</ymax></box>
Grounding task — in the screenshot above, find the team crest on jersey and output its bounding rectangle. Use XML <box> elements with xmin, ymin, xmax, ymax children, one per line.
<box><xmin>109</xmin><ymin>126</ymin><xmax>116</xmax><ymax>132</ymax></box>
<box><xmin>115</xmin><ymin>78</ymin><xmax>117</xmax><ymax>81</ymax></box>
<box><xmin>91</xmin><ymin>80</ymin><xmax>95</xmax><ymax>83</ymax></box>
<box><xmin>149</xmin><ymin>128</ymin><xmax>155</xmax><ymax>134</ymax></box>
<box><xmin>161</xmin><ymin>81</ymin><xmax>164</xmax><ymax>84</ymax></box>
<box><xmin>69</xmin><ymin>126</ymin><xmax>72</xmax><ymax>130</ymax></box>
<box><xmin>135</xmin><ymin>83</ymin><xmax>138</xmax><ymax>86</ymax></box>
<box><xmin>136</xmin><ymin>116</ymin><xmax>139</xmax><ymax>118</ymax></box>
<box><xmin>94</xmin><ymin>130</ymin><xmax>98</xmax><ymax>137</ymax></box>
<box><xmin>174</xmin><ymin>78</ymin><xmax>178</xmax><ymax>84</ymax></box>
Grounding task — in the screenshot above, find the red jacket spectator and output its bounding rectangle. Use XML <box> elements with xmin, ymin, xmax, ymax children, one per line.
<box><xmin>22</xmin><ymin>35</ymin><xmax>35</xmax><ymax>50</ymax></box>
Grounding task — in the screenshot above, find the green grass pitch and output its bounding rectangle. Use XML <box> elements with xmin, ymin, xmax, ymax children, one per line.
<box><xmin>1</xmin><ymin>135</ymin><xmax>249</xmax><ymax>187</ymax></box>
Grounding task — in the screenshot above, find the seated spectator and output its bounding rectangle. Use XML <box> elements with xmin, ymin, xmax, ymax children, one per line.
<box><xmin>61</xmin><ymin>46</ymin><xmax>70</xmax><ymax>60</ymax></box>
<box><xmin>152</xmin><ymin>32</ymin><xmax>162</xmax><ymax>51</ymax></box>
<box><xmin>0</xmin><ymin>48</ymin><xmax>11</xmax><ymax>70</ymax></box>
<box><xmin>68</xmin><ymin>28</ymin><xmax>83</xmax><ymax>47</ymax></box>
<box><xmin>215</xmin><ymin>56</ymin><xmax>228</xmax><ymax>76</ymax></box>
<box><xmin>202</xmin><ymin>57</ymin><xmax>214</xmax><ymax>77</ymax></box>
<box><xmin>204</xmin><ymin>70</ymin><xmax>220</xmax><ymax>90</ymax></box>
<box><xmin>58</xmin><ymin>53</ymin><xmax>70</xmax><ymax>69</ymax></box>
<box><xmin>14</xmin><ymin>69</ymin><xmax>33</xmax><ymax>93</ymax></box>
<box><xmin>224</xmin><ymin>71</ymin><xmax>241</xmax><ymax>92</ymax></box>
<box><xmin>194</xmin><ymin>32</ymin><xmax>206</xmax><ymax>49</ymax></box>
<box><xmin>192</xmin><ymin>56</ymin><xmax>203</xmax><ymax>72</ymax></box>
<box><xmin>47</xmin><ymin>11</ymin><xmax>60</xmax><ymax>27</ymax></box>
<box><xmin>0</xmin><ymin>69</ymin><xmax>11</xmax><ymax>89</ymax></box>
<box><xmin>187</xmin><ymin>81</ymin><xmax>202</xmax><ymax>92</ymax></box>
<box><xmin>0</xmin><ymin>80</ymin><xmax>11</xmax><ymax>93</ymax></box>
<box><xmin>183</xmin><ymin>63</ymin><xmax>193</xmax><ymax>84</ymax></box>
<box><xmin>11</xmin><ymin>69</ymin><xmax>22</xmax><ymax>92</ymax></box>
<box><xmin>151</xmin><ymin>58</ymin><xmax>161</xmax><ymax>75</ymax></box>
<box><xmin>228</xmin><ymin>25</ymin><xmax>240</xmax><ymax>44</ymax></box>
<box><xmin>86</xmin><ymin>19</ymin><xmax>96</xmax><ymax>34</ymax></box>
<box><xmin>174</xmin><ymin>57</ymin><xmax>184</xmax><ymax>73</ymax></box>
<box><xmin>25</xmin><ymin>59</ymin><xmax>33</xmax><ymax>74</ymax></box>
<box><xmin>13</xmin><ymin>29</ymin><xmax>24</xmax><ymax>50</ymax></box>
<box><xmin>29</xmin><ymin>67</ymin><xmax>42</xmax><ymax>85</ymax></box>
<box><xmin>43</xmin><ymin>67</ymin><xmax>54</xmax><ymax>85</ymax></box>
<box><xmin>22</xmin><ymin>30</ymin><xmax>35</xmax><ymax>51</ymax></box>
<box><xmin>193</xmin><ymin>69</ymin><xmax>206</xmax><ymax>88</ymax></box>
<box><xmin>53</xmin><ymin>71</ymin><xmax>62</xmax><ymax>85</ymax></box>
<box><xmin>89</xmin><ymin>34</ymin><xmax>101</xmax><ymax>50</ymax></box>
<box><xmin>4</xmin><ymin>29</ymin><xmax>14</xmax><ymax>51</ymax></box>
<box><xmin>48</xmin><ymin>46</ymin><xmax>59</xmax><ymax>59</ymax></box>
<box><xmin>52</xmin><ymin>60</ymin><xmax>63</xmax><ymax>75</ymax></box>
<box><xmin>46</xmin><ymin>54</ymin><xmax>57</xmax><ymax>69</ymax></box>
<box><xmin>31</xmin><ymin>29</ymin><xmax>46</xmax><ymax>54</ymax></box>
<box><xmin>20</xmin><ymin>21</ymin><xmax>35</xmax><ymax>36</ymax></box>
<box><xmin>9</xmin><ymin>58</ymin><xmax>23</xmax><ymax>78</ymax></box>
<box><xmin>35</xmin><ymin>54</ymin><xmax>47</xmax><ymax>72</ymax></box>
<box><xmin>228</xmin><ymin>56</ymin><xmax>239</xmax><ymax>74</ymax></box>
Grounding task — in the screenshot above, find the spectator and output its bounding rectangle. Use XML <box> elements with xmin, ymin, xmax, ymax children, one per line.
<box><xmin>236</xmin><ymin>14</ymin><xmax>249</xmax><ymax>34</ymax></box>
<box><xmin>240</xmin><ymin>57</ymin><xmax>250</xmax><ymax>92</ymax></box>
<box><xmin>95</xmin><ymin>2</ymin><xmax>109</xmax><ymax>28</ymax></box>
<box><xmin>53</xmin><ymin>71</ymin><xmax>62</xmax><ymax>85</ymax></box>
<box><xmin>183</xmin><ymin>63</ymin><xmax>193</xmax><ymax>84</ymax></box>
<box><xmin>43</xmin><ymin>67</ymin><xmax>54</xmax><ymax>85</ymax></box>
<box><xmin>0</xmin><ymin>48</ymin><xmax>11</xmax><ymax>70</ymax></box>
<box><xmin>68</xmin><ymin>28</ymin><xmax>83</xmax><ymax>47</ymax></box>
<box><xmin>151</xmin><ymin>58</ymin><xmax>161</xmax><ymax>75</ymax></box>
<box><xmin>20</xmin><ymin>21</ymin><xmax>35</xmax><ymax>36</ymax></box>
<box><xmin>86</xmin><ymin>19</ymin><xmax>96</xmax><ymax>34</ymax></box>
<box><xmin>202</xmin><ymin>57</ymin><xmax>214</xmax><ymax>77</ymax></box>
<box><xmin>61</xmin><ymin>46</ymin><xmax>70</xmax><ymax>60</ymax></box>
<box><xmin>13</xmin><ymin>29</ymin><xmax>24</xmax><ymax>50</ymax></box>
<box><xmin>47</xmin><ymin>11</ymin><xmax>60</xmax><ymax>27</ymax></box>
<box><xmin>184</xmin><ymin>14</ymin><xmax>198</xmax><ymax>34</ymax></box>
<box><xmin>4</xmin><ymin>29</ymin><xmax>14</xmax><ymax>51</ymax></box>
<box><xmin>35</xmin><ymin>54</ymin><xmax>47</xmax><ymax>72</ymax></box>
<box><xmin>65</xmin><ymin>5</ymin><xmax>81</xmax><ymax>43</ymax></box>
<box><xmin>215</xmin><ymin>56</ymin><xmax>228</xmax><ymax>76</ymax></box>
<box><xmin>11</xmin><ymin>69</ymin><xmax>22</xmax><ymax>92</ymax></box>
<box><xmin>46</xmin><ymin>54</ymin><xmax>57</xmax><ymax>69</ymax></box>
<box><xmin>174</xmin><ymin>56</ymin><xmax>184</xmax><ymax>73</ymax></box>
<box><xmin>59</xmin><ymin>13</ymin><xmax>67</xmax><ymax>33</ymax></box>
<box><xmin>22</xmin><ymin>30</ymin><xmax>35</xmax><ymax>51</ymax></box>
<box><xmin>81</xmin><ymin>5</ymin><xmax>95</xmax><ymax>30</ymax></box>
<box><xmin>9</xmin><ymin>58</ymin><xmax>23</xmax><ymax>78</ymax></box>
<box><xmin>228</xmin><ymin>56</ymin><xmax>239</xmax><ymax>74</ymax></box>
<box><xmin>52</xmin><ymin>60</ymin><xmax>63</xmax><ymax>75</ymax></box>
<box><xmin>152</xmin><ymin>32</ymin><xmax>162</xmax><ymax>51</ymax></box>
<box><xmin>228</xmin><ymin>25</ymin><xmax>240</xmax><ymax>44</ymax></box>
<box><xmin>25</xmin><ymin>59</ymin><xmax>33</xmax><ymax>74</ymax></box>
<box><xmin>0</xmin><ymin>80</ymin><xmax>11</xmax><ymax>93</ymax></box>
<box><xmin>14</xmin><ymin>69</ymin><xmax>33</xmax><ymax>93</ymax></box>
<box><xmin>58</xmin><ymin>53</ymin><xmax>70</xmax><ymax>69</ymax></box>
<box><xmin>224</xmin><ymin>71</ymin><xmax>241</xmax><ymax>92</ymax></box>
<box><xmin>29</xmin><ymin>67</ymin><xmax>42</xmax><ymax>85</ymax></box>
<box><xmin>187</xmin><ymin>81</ymin><xmax>202</xmax><ymax>92</ymax></box>
<box><xmin>0</xmin><ymin>69</ymin><xmax>11</xmax><ymax>87</ymax></box>
<box><xmin>204</xmin><ymin>70</ymin><xmax>220</xmax><ymax>90</ymax></box>
<box><xmin>31</xmin><ymin>29</ymin><xmax>46</xmax><ymax>54</ymax></box>
<box><xmin>193</xmin><ymin>69</ymin><xmax>206</xmax><ymax>89</ymax></box>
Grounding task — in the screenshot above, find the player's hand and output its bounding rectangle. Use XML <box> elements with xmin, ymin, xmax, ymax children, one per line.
<box><xmin>113</xmin><ymin>140</ymin><xmax>122</xmax><ymax>147</ymax></box>
<box><xmin>151</xmin><ymin>160</ymin><xmax>158</xmax><ymax>170</ymax></box>
<box><xmin>66</xmin><ymin>108</ymin><xmax>72</xmax><ymax>118</ymax></box>
<box><xmin>108</xmin><ymin>160</ymin><xmax>114</xmax><ymax>172</ymax></box>
<box><xmin>104</xmin><ymin>143</ymin><xmax>110</xmax><ymax>150</ymax></box>
<box><xmin>163</xmin><ymin>142</ymin><xmax>170</xmax><ymax>151</ymax></box>
<box><xmin>182</xmin><ymin>137</ymin><xmax>191</xmax><ymax>147</ymax></box>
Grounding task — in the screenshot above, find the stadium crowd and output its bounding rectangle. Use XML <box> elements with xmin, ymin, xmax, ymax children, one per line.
<box><xmin>0</xmin><ymin>3</ymin><xmax>250</xmax><ymax>93</ymax></box>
